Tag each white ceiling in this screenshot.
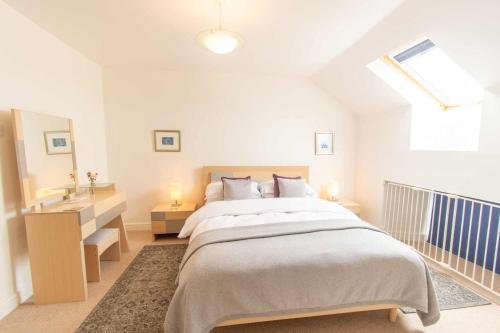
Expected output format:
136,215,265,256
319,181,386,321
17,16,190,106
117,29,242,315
313,0,500,114
3,0,404,76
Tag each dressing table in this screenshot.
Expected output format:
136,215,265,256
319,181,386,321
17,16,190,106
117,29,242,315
24,187,128,304
12,109,128,304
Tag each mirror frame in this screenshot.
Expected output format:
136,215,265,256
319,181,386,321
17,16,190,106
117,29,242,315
11,109,79,208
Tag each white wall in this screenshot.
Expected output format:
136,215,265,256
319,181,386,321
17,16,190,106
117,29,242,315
0,1,108,318
103,69,358,226
356,91,500,226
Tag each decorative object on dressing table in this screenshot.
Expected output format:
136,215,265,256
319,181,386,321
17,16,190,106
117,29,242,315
87,171,98,197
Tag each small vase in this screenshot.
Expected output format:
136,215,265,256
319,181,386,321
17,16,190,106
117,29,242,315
89,186,96,200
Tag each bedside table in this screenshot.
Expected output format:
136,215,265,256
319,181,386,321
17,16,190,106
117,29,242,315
336,199,361,217
151,202,197,238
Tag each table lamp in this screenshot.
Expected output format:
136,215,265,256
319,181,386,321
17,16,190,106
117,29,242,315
170,182,182,207
329,180,339,201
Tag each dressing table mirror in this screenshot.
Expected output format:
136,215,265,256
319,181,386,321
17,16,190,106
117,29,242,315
12,109,78,208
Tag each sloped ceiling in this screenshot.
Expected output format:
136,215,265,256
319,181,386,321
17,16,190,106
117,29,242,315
2,0,403,76
4,0,499,114
312,0,500,114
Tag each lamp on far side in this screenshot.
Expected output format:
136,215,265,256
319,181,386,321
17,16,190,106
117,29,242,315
170,182,182,207
328,181,339,201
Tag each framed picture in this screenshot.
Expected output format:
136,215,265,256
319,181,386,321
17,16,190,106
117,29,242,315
154,130,181,152
44,131,72,155
315,131,334,155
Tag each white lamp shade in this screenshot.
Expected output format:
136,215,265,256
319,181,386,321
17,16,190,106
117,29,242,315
197,29,243,54
170,182,182,202
329,181,339,200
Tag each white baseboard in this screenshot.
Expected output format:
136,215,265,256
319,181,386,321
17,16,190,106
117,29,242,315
0,293,18,320
125,222,151,231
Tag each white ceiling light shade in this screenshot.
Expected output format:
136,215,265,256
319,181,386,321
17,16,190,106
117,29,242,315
197,0,243,55
197,29,243,55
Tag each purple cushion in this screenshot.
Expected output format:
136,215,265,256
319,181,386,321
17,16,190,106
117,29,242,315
272,174,301,197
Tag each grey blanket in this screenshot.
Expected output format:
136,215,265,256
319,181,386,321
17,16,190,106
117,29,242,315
164,219,440,333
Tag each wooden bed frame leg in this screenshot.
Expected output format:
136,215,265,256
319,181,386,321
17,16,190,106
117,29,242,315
389,308,398,322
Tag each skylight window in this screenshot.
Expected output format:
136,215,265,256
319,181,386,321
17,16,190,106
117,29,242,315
367,38,484,152
391,39,483,108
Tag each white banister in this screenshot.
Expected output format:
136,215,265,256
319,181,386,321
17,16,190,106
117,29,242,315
434,194,444,261
448,198,458,266
481,207,493,285
412,191,420,248
441,197,451,263
490,215,499,290
456,200,467,271
427,194,437,257
417,191,425,252
472,204,484,280
463,203,475,276
383,181,499,296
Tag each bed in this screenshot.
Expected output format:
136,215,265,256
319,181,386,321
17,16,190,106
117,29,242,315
164,166,440,333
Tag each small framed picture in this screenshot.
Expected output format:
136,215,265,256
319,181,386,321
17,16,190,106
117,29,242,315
44,131,72,155
315,131,334,155
154,130,181,152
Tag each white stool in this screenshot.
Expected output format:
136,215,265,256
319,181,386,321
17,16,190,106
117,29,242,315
83,228,121,282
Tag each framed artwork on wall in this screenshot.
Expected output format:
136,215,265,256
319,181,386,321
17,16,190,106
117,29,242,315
44,131,72,155
154,130,181,152
315,131,334,155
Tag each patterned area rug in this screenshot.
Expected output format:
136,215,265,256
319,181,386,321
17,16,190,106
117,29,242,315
76,245,490,332
400,269,490,313
76,245,186,333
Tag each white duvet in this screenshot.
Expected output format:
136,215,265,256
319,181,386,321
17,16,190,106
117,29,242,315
179,197,360,241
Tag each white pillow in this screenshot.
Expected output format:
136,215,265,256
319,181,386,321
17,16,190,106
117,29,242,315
258,180,317,198
205,181,260,202
257,180,275,198
305,184,318,198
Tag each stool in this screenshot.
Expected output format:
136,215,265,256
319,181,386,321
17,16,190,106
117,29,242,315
83,228,121,282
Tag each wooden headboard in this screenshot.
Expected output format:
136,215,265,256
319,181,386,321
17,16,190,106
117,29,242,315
200,166,309,205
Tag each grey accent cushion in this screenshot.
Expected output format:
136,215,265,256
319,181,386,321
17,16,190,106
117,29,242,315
272,174,301,197
222,177,253,201
277,178,307,197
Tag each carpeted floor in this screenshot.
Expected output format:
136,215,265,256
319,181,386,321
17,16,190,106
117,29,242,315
77,244,490,333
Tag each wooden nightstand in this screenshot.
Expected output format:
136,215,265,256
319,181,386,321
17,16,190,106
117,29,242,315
151,202,197,238
336,199,361,217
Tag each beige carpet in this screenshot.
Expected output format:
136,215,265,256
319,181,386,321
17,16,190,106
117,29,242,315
1,230,499,333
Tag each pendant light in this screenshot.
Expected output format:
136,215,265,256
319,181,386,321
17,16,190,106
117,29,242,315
197,0,243,54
